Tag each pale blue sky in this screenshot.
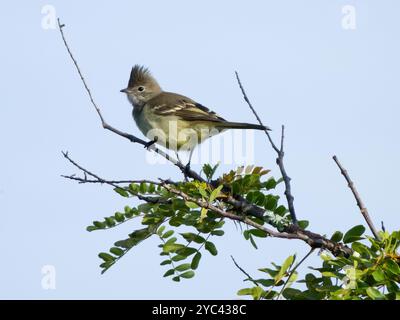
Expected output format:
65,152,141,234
0,1,399,299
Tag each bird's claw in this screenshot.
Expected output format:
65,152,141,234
182,162,191,180
144,137,158,149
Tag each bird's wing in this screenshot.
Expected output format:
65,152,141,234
150,92,226,123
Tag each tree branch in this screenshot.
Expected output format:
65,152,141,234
57,19,352,257
230,256,259,287
159,180,353,256
235,72,298,224
332,155,380,240
57,19,204,181
61,151,167,204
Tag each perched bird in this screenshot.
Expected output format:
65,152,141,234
120,65,270,165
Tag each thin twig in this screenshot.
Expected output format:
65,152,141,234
280,125,285,153
332,155,380,240
235,72,280,153
61,175,157,186
57,19,204,181
235,72,297,224
62,151,166,204
231,256,259,287
276,248,315,300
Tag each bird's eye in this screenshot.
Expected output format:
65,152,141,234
138,86,145,92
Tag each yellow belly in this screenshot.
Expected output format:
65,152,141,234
136,107,221,151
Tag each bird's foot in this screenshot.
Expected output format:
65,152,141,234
144,137,158,149
179,162,191,182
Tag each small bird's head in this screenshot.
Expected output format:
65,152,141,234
120,65,162,107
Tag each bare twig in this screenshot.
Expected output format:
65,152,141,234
332,155,380,240
62,151,167,204
231,256,259,287
62,175,157,186
57,19,203,181
235,72,297,224
276,248,315,300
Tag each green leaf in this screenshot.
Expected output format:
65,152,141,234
249,229,268,238
86,226,97,232
251,286,264,300
176,247,197,257
165,237,177,245
148,183,156,193
366,287,386,300
385,259,400,276
163,269,175,277
205,241,218,256
372,269,385,282
209,185,223,202
321,271,338,278
180,271,195,279
157,225,166,236
343,225,366,243
330,231,343,242
249,235,258,249
200,208,208,222
282,288,303,300
109,247,124,256
93,221,106,229
105,217,116,227
180,233,206,244
255,279,275,287
297,220,309,229
274,205,287,217
160,260,172,266
351,242,371,257
128,183,139,192
198,186,208,199
211,230,224,236
185,201,198,209
264,195,278,211
98,252,115,262
163,243,185,253
275,255,295,282
171,255,186,262
175,263,191,272
139,182,147,193
191,252,201,270
162,230,174,239
237,288,253,296
203,163,219,180
172,276,181,282
263,177,277,190
114,187,129,197
114,212,125,222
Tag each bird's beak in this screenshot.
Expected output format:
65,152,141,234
120,88,128,93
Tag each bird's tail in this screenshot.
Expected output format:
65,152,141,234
216,121,271,131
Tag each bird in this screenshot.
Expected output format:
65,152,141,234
120,65,270,167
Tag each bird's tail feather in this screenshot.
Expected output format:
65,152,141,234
216,121,271,131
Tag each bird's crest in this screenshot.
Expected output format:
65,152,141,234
128,65,154,88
